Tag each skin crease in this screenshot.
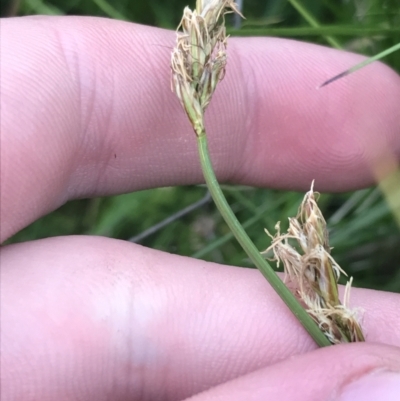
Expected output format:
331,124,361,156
1,15,400,401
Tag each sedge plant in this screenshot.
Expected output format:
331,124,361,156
171,0,365,346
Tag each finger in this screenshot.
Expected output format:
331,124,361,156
186,343,400,401
2,236,399,400
2,17,400,240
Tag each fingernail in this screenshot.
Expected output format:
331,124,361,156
338,371,400,401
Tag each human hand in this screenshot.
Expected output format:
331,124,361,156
1,16,400,401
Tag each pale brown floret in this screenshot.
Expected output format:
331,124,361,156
171,1,243,136
263,182,365,344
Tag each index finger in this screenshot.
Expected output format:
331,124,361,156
1,16,399,241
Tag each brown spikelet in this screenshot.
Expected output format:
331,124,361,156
262,182,365,344
171,0,243,136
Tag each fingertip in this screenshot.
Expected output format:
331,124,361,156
186,343,400,401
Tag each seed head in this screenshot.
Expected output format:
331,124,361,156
262,182,365,344
171,1,243,136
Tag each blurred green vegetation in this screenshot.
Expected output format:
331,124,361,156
3,0,400,292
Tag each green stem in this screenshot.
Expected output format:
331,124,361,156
288,0,342,49
197,132,331,347
320,42,400,87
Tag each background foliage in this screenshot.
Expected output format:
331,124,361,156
3,0,400,292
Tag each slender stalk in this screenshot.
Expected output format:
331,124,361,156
197,131,331,347
320,42,400,87
288,0,341,49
